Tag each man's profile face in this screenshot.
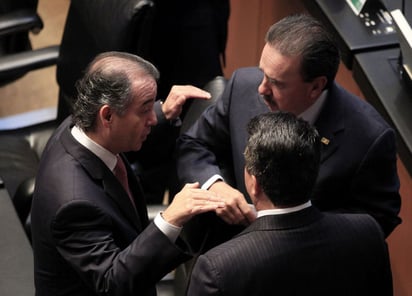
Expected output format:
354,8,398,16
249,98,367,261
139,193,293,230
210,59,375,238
258,44,317,116
110,77,158,153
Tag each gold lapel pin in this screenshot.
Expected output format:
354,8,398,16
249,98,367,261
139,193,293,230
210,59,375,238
321,137,330,145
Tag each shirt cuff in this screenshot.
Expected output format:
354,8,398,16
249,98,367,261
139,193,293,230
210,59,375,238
202,174,224,190
154,212,182,243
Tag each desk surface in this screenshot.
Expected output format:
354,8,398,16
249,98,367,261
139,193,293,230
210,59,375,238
353,47,412,175
0,189,34,295
304,0,399,68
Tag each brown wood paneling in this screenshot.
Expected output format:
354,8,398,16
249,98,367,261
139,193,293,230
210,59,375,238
224,0,306,78
388,159,412,296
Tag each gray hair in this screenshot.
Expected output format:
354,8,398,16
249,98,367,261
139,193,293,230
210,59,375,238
72,51,159,131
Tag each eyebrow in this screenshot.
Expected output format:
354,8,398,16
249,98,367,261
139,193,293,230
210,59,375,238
259,67,278,83
265,74,285,86
141,97,155,106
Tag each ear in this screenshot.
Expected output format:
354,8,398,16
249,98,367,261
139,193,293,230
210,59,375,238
99,105,113,128
250,174,262,197
245,168,261,198
309,76,327,99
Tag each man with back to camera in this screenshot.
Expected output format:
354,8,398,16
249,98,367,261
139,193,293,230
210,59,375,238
187,111,393,296
31,51,226,296
176,14,401,253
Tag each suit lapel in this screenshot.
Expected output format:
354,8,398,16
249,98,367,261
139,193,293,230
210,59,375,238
60,123,146,231
314,83,345,163
249,80,346,164
122,155,149,228
103,173,144,231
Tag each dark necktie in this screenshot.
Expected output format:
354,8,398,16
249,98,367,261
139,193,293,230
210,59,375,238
114,155,136,209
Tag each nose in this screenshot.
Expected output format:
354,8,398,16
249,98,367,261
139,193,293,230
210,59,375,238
148,109,157,126
258,77,270,96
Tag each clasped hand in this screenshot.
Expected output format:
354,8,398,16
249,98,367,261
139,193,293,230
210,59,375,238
209,181,257,226
162,182,225,227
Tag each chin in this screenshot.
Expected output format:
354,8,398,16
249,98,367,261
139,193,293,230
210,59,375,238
130,142,142,152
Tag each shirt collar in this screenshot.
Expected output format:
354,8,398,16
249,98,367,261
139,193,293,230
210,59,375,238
256,200,312,218
299,90,328,125
71,125,117,171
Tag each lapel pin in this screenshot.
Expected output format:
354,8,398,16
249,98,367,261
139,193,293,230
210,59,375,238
321,137,330,145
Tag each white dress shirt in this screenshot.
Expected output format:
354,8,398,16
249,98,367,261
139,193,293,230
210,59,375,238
256,201,312,218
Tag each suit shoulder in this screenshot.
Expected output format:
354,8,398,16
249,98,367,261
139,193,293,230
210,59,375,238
325,212,385,238
231,67,263,84
332,83,391,131
199,231,262,266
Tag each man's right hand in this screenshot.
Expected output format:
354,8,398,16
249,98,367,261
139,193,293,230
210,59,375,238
161,85,211,120
162,182,225,227
209,181,256,226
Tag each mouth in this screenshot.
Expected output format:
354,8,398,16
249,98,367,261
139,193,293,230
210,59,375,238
261,95,278,110
142,128,151,140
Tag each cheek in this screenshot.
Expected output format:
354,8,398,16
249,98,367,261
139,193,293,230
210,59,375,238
130,120,144,135
135,118,150,136
272,89,288,106
280,87,303,102
124,114,151,139
118,118,140,139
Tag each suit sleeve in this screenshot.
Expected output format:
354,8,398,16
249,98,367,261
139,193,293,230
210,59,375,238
51,200,189,296
176,72,234,187
352,127,401,237
187,254,221,296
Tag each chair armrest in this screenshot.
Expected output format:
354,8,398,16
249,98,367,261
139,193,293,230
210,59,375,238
0,9,43,37
180,76,227,133
0,45,59,80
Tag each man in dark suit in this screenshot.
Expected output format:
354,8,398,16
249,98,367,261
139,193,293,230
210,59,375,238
187,111,393,296
31,51,225,296
176,14,401,251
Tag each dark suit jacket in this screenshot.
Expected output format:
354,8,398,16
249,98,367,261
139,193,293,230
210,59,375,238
31,117,191,296
177,67,401,247
187,207,393,296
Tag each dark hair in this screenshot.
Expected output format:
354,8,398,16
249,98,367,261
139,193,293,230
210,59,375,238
244,111,321,206
72,51,159,131
265,14,340,89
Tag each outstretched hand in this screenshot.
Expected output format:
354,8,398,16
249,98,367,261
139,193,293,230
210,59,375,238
161,85,211,120
162,182,225,227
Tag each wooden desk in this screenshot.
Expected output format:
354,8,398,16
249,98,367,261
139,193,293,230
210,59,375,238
0,188,34,295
